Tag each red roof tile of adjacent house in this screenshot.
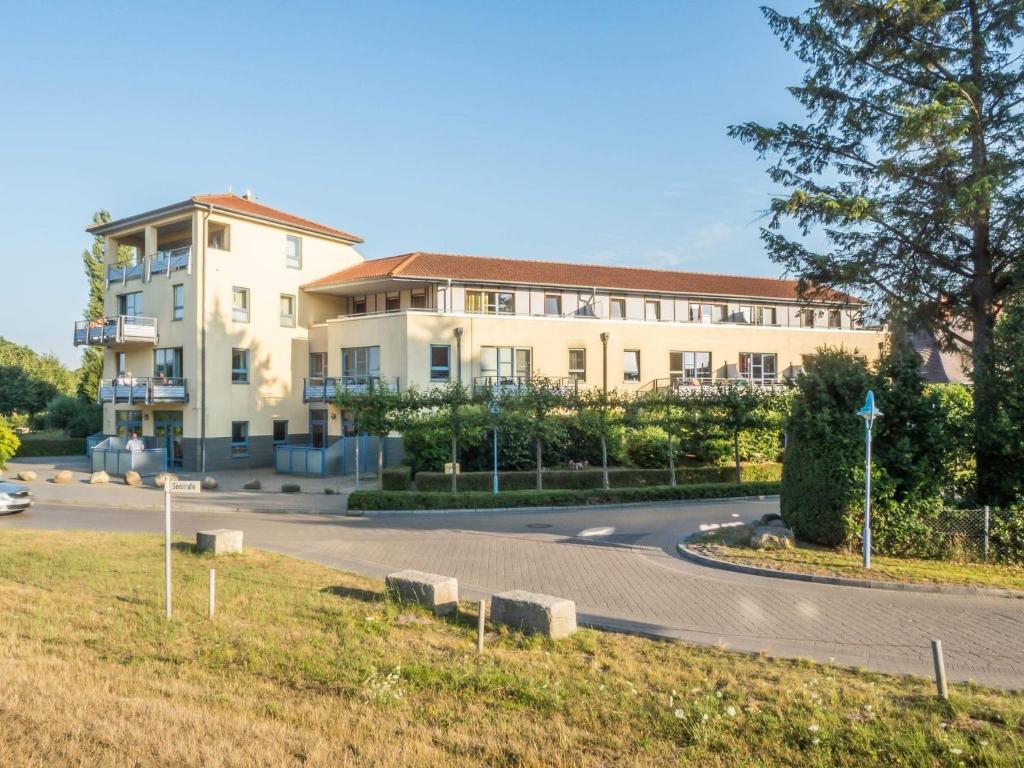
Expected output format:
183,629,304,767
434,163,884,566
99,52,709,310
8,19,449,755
304,251,860,303
191,194,363,243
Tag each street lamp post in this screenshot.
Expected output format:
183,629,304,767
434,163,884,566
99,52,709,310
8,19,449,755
489,401,500,495
857,390,882,569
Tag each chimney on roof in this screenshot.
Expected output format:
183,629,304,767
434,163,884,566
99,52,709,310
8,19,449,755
243,189,255,201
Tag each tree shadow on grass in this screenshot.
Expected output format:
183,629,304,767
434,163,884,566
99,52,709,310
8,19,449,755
320,584,384,603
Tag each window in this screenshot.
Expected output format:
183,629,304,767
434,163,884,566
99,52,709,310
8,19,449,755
739,352,778,384
610,298,626,319
231,348,249,384
430,344,451,381
115,352,127,377
742,306,777,326
273,419,288,446
568,348,586,381
670,351,711,383
385,292,400,312
689,303,725,323
544,294,562,316
480,346,531,381
115,410,142,438
232,287,249,322
154,348,183,380
208,222,230,250
280,294,295,327
341,346,380,383
623,350,641,382
286,235,302,269
309,352,326,378
410,288,427,309
466,290,515,315
352,296,367,315
117,292,143,317
231,421,249,457
645,299,661,321
828,309,842,328
800,309,816,328
172,284,184,321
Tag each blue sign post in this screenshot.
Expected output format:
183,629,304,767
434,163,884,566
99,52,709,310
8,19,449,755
857,390,883,569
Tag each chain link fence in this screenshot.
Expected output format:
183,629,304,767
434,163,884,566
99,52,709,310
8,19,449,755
925,507,1024,564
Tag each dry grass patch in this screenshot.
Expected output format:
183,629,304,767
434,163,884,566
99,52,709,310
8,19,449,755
0,529,1021,767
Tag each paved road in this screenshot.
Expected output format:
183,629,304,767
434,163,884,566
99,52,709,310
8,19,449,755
9,499,1024,689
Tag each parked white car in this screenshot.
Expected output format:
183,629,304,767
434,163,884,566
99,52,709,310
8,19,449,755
0,481,32,514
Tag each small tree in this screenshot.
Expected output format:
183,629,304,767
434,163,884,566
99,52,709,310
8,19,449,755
335,380,406,490
708,383,779,484
424,382,481,492
502,380,568,491
574,388,625,489
0,416,20,469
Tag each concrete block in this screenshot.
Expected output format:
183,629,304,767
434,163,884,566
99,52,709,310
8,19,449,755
124,471,142,487
52,470,73,484
201,476,218,490
154,472,178,488
491,590,577,639
89,471,110,485
386,570,458,616
196,529,244,555
16,471,37,481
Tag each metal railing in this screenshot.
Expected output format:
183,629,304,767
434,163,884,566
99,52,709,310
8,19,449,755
302,376,401,403
91,436,167,477
637,376,791,395
97,377,188,404
106,246,192,286
472,375,581,396
73,315,158,346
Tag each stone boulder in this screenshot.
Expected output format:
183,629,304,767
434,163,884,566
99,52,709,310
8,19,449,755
90,471,110,485
751,525,795,550
759,512,784,526
124,471,143,487
201,476,218,490
52,470,73,484
16,471,37,482
281,483,301,494
243,479,261,491
154,472,178,488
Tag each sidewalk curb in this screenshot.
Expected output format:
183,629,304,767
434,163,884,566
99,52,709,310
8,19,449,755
347,494,780,517
676,539,1024,600
32,495,348,517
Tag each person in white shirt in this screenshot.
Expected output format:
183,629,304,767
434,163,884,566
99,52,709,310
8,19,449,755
125,432,145,453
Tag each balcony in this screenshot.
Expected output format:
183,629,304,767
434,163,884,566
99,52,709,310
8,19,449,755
302,376,400,403
97,377,189,405
73,315,158,346
472,376,581,397
106,246,192,286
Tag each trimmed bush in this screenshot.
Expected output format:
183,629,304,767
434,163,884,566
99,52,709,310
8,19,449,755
382,465,413,491
412,464,782,492
347,482,782,511
0,417,20,469
14,437,85,457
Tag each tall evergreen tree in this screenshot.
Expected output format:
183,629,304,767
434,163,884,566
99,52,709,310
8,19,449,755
730,1,1024,503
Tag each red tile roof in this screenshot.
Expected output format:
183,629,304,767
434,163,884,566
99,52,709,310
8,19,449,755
192,194,362,243
304,251,860,303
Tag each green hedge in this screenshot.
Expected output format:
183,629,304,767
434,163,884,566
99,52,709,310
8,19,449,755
347,481,782,511
382,465,413,491
412,464,782,492
14,437,85,457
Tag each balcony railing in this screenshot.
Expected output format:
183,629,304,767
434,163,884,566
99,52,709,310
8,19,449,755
302,376,401,403
472,375,581,397
106,246,192,286
638,376,789,395
73,315,158,346
97,377,188,405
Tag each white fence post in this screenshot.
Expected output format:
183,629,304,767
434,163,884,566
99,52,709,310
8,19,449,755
983,506,990,562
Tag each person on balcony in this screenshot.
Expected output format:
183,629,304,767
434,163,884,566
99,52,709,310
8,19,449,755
125,432,145,453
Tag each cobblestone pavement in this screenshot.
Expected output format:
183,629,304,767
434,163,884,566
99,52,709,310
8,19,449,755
12,499,1024,689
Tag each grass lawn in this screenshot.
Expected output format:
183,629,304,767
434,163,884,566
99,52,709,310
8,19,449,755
0,530,1021,767
692,529,1024,592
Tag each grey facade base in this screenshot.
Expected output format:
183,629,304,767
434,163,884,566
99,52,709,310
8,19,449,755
676,539,1024,600
179,434,406,474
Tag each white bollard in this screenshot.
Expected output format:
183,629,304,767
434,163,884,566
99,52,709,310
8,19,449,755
477,600,486,653
931,639,949,700
209,569,216,620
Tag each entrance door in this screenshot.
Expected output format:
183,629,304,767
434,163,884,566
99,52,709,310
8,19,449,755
309,409,327,449
153,411,184,468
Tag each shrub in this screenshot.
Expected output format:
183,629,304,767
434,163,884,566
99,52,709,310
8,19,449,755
382,465,413,491
347,481,782,511
989,508,1024,565
624,426,675,469
14,437,85,457
0,416,20,469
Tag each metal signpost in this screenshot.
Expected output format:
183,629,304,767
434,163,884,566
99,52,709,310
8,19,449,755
164,479,201,617
857,391,882,570
489,401,501,495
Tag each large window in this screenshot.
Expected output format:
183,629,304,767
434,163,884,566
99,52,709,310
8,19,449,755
800,309,816,328
208,222,230,250
689,303,726,323
154,347,183,380
670,351,711,383
610,298,626,319
231,421,249,457
232,287,249,322
410,288,427,309
623,350,641,382
117,292,143,317
828,309,842,328
430,345,451,381
466,290,515,315
341,346,380,383
172,284,184,321
115,410,142,438
351,296,367,315
480,346,531,381
385,292,400,312
309,352,326,378
280,294,295,327
231,348,249,384
645,299,661,321
273,419,288,446
569,348,586,381
739,352,778,384
544,294,562,316
742,306,778,326
286,235,302,269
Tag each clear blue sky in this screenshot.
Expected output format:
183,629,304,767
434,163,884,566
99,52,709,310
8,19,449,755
0,1,808,367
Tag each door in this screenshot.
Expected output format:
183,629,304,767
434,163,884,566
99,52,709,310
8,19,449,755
309,409,327,449
153,411,183,468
